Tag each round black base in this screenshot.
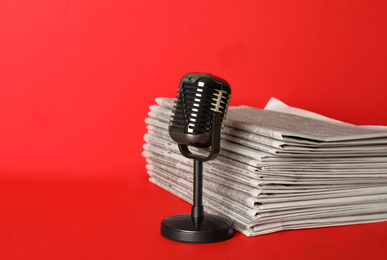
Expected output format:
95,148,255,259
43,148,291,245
161,213,234,243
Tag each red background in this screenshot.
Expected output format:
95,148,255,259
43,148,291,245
1,0,387,259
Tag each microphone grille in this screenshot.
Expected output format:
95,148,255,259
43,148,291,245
171,74,231,135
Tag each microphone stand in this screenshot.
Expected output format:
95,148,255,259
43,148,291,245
161,113,234,243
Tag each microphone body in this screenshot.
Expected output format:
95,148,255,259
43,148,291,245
161,73,234,243
169,74,231,161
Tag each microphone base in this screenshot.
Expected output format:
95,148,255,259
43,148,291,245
161,213,234,243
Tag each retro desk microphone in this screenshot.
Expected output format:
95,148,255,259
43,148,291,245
161,73,234,243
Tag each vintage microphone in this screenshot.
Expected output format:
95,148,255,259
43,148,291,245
161,73,234,243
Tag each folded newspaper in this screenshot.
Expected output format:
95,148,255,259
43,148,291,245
143,97,387,236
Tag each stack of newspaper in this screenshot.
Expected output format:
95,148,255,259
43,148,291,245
143,97,387,236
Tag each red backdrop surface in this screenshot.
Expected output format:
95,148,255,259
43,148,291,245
1,1,387,259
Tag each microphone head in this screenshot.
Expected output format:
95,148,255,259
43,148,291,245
169,73,231,148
